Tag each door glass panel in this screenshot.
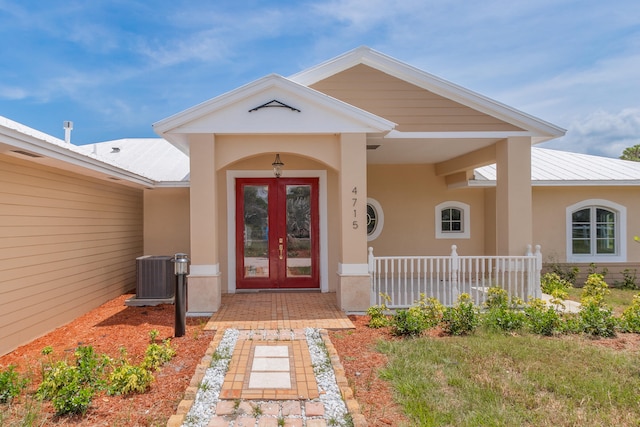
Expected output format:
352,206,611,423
286,184,312,278
243,185,269,278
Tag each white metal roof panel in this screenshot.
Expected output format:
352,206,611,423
76,138,189,183
474,147,640,184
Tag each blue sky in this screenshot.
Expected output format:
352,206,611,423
0,0,638,158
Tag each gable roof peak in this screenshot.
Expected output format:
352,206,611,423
290,47,565,139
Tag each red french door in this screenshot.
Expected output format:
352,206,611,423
236,178,319,289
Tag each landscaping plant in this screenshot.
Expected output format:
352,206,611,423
390,307,426,337
366,293,391,328
482,288,526,333
541,272,572,302
0,365,28,404
620,294,640,332
32,331,177,417
577,273,617,337
441,293,479,336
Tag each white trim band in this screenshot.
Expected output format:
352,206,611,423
189,264,220,277
338,263,370,275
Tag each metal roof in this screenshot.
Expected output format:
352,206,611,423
474,147,640,185
76,138,189,184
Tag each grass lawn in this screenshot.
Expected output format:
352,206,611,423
566,287,639,315
377,331,640,426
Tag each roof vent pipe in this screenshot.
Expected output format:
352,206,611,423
63,121,73,144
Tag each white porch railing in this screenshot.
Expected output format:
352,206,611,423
368,245,542,308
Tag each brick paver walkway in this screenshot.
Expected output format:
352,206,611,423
204,292,355,331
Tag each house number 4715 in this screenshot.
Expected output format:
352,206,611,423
352,187,358,229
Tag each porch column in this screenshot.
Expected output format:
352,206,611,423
495,137,532,255
337,133,370,311
187,134,221,315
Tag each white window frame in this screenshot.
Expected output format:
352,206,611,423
565,199,627,263
367,198,384,241
435,201,470,239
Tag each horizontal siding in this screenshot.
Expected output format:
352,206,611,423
310,64,523,132
0,154,143,356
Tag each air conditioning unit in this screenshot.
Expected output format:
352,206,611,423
135,256,174,299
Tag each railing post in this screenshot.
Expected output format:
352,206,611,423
450,245,459,304
368,247,375,274
368,247,376,306
534,245,542,298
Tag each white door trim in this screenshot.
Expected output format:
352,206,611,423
226,170,328,293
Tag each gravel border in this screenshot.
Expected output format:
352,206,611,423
181,328,239,427
305,328,350,425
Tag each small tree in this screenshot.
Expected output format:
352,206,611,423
620,144,640,161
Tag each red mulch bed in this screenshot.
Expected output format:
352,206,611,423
328,317,410,426
6,294,636,426
0,294,409,426
0,294,214,426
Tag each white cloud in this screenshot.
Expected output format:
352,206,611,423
542,109,640,158
0,85,27,100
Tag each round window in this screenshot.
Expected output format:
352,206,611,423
366,198,384,241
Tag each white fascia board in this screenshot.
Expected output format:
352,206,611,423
384,130,535,139
468,179,640,187
1,125,155,187
152,181,190,188
153,74,395,136
291,47,566,139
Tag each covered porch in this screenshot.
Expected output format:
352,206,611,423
148,47,565,315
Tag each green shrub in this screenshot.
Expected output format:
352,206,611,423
482,288,526,333
74,346,110,390
367,293,391,328
390,307,426,337
616,269,638,290
51,380,93,416
524,298,564,336
484,287,509,310
108,362,154,395
441,293,479,336
0,365,28,403
414,294,445,328
587,263,608,277
581,273,610,306
141,339,176,371
541,272,572,301
578,301,617,338
484,306,526,333
546,262,579,286
37,360,94,415
620,294,640,332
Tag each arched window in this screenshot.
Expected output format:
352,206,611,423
566,199,627,262
435,201,470,239
367,198,384,241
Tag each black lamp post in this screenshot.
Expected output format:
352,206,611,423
173,253,189,337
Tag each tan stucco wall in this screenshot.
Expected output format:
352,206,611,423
366,163,485,256
533,186,640,264
310,64,523,133
143,187,190,256
0,154,143,356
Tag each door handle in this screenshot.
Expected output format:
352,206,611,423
279,238,284,260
